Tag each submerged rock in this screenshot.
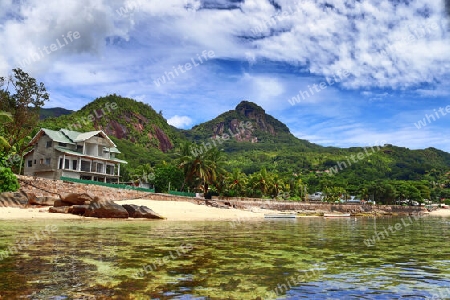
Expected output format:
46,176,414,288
122,204,165,219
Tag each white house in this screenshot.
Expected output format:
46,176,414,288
23,128,127,183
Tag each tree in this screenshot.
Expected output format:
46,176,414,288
178,144,225,195
226,168,247,197
129,163,154,186
268,172,284,198
154,163,184,193
286,175,307,200
0,68,49,155
0,167,19,192
248,168,272,198
0,110,19,191
0,111,12,152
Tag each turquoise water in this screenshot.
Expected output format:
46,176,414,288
0,216,449,299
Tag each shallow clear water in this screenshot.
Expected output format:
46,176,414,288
0,216,449,299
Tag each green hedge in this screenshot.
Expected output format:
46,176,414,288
60,176,155,193
168,190,196,197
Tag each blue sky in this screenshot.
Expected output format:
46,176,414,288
1,0,450,151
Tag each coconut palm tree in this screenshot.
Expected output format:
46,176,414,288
268,173,284,198
178,143,225,196
249,168,272,197
227,168,247,196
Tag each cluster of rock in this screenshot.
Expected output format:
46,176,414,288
0,191,165,219
51,193,165,219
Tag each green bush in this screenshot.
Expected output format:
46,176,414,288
0,167,19,192
444,199,450,206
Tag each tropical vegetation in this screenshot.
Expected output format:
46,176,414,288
1,69,449,203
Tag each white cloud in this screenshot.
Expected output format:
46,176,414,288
1,0,450,152
167,115,193,128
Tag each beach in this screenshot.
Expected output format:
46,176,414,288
0,200,449,221
428,208,450,217
0,199,270,221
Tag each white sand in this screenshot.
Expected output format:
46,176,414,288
0,207,82,220
428,209,450,217
0,200,270,221
117,199,269,221
2,201,449,221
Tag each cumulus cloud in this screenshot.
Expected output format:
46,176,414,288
0,0,130,76
240,1,450,90
2,0,450,151
167,115,193,128
2,0,449,91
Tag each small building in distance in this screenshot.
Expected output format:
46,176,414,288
23,128,127,183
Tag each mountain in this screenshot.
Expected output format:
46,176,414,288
39,107,74,119
39,94,185,167
37,96,450,185
183,100,321,153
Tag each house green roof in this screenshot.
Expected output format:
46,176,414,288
31,128,116,148
29,128,125,164
40,128,74,144
60,129,116,146
104,146,121,154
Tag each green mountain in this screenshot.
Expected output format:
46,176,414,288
39,94,184,168
39,107,74,119
184,100,320,151
38,95,450,188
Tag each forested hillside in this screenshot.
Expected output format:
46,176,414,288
37,95,450,202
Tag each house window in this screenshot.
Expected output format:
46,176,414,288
34,160,36,164
39,159,43,165
64,159,69,169
45,158,51,165
59,158,63,169
46,141,52,148
81,160,90,172
76,145,83,153
59,142,67,147
97,164,103,173
72,160,77,170
27,160,32,167
106,165,114,175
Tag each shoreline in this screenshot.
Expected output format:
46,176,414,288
0,199,273,221
0,199,449,221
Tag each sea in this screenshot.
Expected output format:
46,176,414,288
0,215,449,299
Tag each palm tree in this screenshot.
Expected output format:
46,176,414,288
268,173,284,198
249,168,272,197
227,168,247,196
178,143,225,196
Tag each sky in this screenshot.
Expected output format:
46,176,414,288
1,0,450,151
